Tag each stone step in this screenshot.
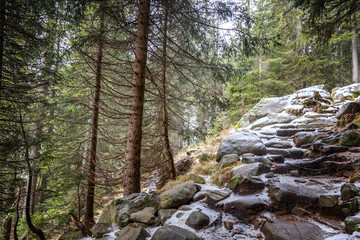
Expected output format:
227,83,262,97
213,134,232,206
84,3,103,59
276,128,314,137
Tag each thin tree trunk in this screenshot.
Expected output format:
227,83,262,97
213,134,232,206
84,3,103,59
123,0,151,196
0,0,5,89
14,188,21,240
18,103,46,240
161,5,176,180
83,5,105,230
29,84,46,215
352,25,359,83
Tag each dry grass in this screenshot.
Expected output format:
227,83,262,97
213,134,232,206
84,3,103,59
191,160,217,175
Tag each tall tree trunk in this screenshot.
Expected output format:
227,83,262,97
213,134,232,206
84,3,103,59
123,0,151,196
352,25,359,83
18,104,45,240
161,5,176,180
83,5,105,230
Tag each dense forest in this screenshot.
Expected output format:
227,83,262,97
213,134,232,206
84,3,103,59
0,0,359,239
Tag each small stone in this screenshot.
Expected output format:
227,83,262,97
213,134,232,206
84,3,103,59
224,221,234,230
176,212,184,218
318,195,339,208
345,215,360,233
115,226,150,240
178,205,192,211
294,179,306,183
185,211,210,230
158,209,177,224
290,170,299,177
265,172,274,178
341,183,359,201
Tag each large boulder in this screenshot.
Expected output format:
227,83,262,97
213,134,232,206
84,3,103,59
159,181,197,209
237,96,291,128
115,226,150,240
332,83,360,101
216,131,266,162
336,101,360,119
185,211,210,230
261,216,326,240
151,225,201,240
96,192,159,227
223,195,268,219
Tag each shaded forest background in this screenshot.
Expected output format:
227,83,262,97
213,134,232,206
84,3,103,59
0,0,359,238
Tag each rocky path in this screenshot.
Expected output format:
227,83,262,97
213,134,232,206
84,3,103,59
75,84,360,240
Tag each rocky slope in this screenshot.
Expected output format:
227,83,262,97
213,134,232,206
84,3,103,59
73,83,360,240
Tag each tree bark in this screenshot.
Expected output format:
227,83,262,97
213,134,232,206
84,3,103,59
18,104,45,240
161,5,176,180
83,5,105,230
352,25,359,83
123,0,151,196
0,0,5,90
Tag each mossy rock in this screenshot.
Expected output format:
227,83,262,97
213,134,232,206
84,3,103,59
340,131,360,147
189,174,205,184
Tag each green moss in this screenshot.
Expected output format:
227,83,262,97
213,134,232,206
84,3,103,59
227,176,244,190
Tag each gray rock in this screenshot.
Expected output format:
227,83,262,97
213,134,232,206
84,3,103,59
336,101,360,119
241,155,273,167
293,132,318,147
228,175,265,195
340,131,360,147
295,85,330,98
231,162,271,178
318,195,339,208
178,205,192,211
206,189,231,208
250,112,295,129
216,131,266,162
261,216,326,240
341,183,359,201
266,148,290,158
159,181,197,209
185,211,210,230
193,191,207,201
332,83,360,100
345,215,360,233
223,195,268,219
96,192,159,227
237,96,291,128
289,148,305,159
269,182,321,210
158,209,177,224
266,154,284,163
90,223,112,238
115,226,150,240
265,140,293,149
277,129,307,137
151,225,201,240
216,154,239,170
130,207,155,225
